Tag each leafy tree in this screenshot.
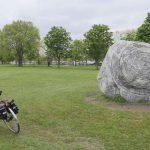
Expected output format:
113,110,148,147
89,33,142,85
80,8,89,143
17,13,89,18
26,45,40,64
44,26,71,68
0,30,15,63
70,39,85,66
0,30,4,63
2,20,40,66
121,29,137,41
82,40,89,66
136,13,150,44
84,24,113,69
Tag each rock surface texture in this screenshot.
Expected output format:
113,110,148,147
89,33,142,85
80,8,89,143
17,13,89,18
97,40,150,102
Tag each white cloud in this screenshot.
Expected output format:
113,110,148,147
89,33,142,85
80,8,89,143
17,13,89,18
0,0,149,39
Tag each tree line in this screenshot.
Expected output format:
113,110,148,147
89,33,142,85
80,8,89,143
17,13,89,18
122,13,150,42
0,13,150,69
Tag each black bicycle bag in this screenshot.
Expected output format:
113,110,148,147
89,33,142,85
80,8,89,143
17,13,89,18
0,105,7,119
9,100,19,114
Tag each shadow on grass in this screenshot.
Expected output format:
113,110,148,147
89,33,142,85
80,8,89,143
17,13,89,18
88,90,150,105
103,94,150,104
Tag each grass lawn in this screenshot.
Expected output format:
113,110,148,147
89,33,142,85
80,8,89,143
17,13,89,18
0,65,149,150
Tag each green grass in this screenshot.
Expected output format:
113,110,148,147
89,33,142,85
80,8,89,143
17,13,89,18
0,65,150,150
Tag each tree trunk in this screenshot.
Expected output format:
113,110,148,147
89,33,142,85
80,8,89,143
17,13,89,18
82,60,84,66
57,57,60,68
18,57,23,67
95,60,99,70
37,57,41,65
37,50,41,65
17,48,23,67
85,58,87,66
15,60,17,65
75,60,77,66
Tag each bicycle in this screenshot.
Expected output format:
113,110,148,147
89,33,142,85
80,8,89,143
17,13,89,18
0,91,20,134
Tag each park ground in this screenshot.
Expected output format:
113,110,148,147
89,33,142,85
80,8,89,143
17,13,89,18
0,65,149,150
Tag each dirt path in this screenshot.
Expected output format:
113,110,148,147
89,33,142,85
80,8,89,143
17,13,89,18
85,96,150,112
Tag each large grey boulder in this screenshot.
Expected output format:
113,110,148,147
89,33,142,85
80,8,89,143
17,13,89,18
97,40,150,102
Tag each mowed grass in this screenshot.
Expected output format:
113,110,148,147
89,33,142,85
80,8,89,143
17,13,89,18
0,65,150,150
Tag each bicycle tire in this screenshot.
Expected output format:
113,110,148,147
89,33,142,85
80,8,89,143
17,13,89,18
3,108,20,134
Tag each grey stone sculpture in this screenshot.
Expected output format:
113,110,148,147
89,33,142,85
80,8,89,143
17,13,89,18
97,40,150,102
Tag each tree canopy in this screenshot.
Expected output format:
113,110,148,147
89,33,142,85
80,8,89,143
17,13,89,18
0,13,150,67
121,30,137,41
70,39,86,66
44,26,71,67
136,13,150,44
84,24,113,69
2,20,40,66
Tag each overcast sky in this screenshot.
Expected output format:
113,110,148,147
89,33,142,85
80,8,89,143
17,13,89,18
0,0,149,39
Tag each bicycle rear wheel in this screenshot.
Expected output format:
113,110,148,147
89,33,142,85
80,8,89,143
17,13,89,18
3,108,20,134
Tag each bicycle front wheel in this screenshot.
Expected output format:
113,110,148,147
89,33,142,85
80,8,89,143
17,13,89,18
3,108,20,134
